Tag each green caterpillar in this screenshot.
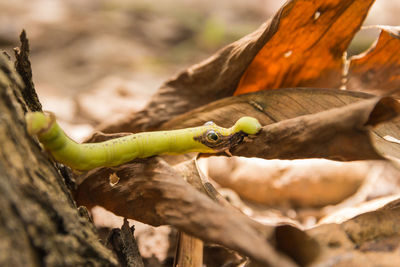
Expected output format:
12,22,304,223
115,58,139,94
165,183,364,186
25,112,261,171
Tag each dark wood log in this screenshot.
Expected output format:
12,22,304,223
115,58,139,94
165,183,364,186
0,38,118,266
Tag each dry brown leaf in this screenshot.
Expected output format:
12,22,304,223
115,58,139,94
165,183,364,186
204,157,368,208
161,88,372,130
97,0,375,133
320,194,400,225
342,198,400,245
231,95,400,161
347,27,400,95
75,157,305,266
308,198,400,266
235,0,374,95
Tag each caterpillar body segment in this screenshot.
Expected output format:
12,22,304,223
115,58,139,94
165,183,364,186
25,112,261,171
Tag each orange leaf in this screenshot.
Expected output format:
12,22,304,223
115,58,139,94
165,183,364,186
235,0,374,95
347,28,400,95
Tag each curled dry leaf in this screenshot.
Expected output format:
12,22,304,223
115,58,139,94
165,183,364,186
320,194,400,225
308,197,400,266
75,157,303,266
203,157,368,207
342,198,400,245
232,95,400,161
98,0,375,133
347,27,400,96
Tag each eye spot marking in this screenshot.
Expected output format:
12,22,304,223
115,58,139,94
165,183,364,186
206,130,219,142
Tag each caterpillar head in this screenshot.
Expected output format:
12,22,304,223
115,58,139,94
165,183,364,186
231,116,262,135
194,117,262,152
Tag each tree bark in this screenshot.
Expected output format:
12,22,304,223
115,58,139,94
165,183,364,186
0,47,117,265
